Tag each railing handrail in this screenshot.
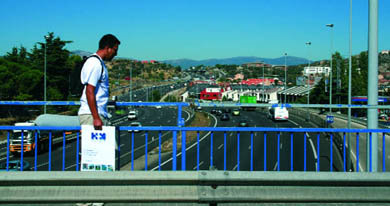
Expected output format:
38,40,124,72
1,100,390,109
2,125,390,133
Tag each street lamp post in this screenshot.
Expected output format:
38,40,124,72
305,42,311,121
284,53,287,104
326,24,334,114
43,35,49,114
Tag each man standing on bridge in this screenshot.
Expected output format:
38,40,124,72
78,34,120,130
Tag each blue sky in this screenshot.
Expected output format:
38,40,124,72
1,0,389,61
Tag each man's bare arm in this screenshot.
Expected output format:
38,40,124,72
86,84,103,130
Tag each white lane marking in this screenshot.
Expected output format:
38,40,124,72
248,145,251,150
308,138,317,160
218,144,224,150
193,161,204,170
120,144,125,148
37,162,49,168
288,119,300,126
233,164,238,171
182,110,191,122
349,148,364,172
229,133,233,137
65,164,75,170
306,132,310,138
280,143,283,149
0,157,9,161
273,161,278,171
152,112,218,171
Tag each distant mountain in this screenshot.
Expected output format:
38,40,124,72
162,56,310,69
71,50,93,57
71,50,310,69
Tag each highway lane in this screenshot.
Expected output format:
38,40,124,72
151,108,344,172
0,83,188,171
1,106,191,171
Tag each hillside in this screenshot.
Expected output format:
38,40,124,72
71,50,310,70
162,56,310,69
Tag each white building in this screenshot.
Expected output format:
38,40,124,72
303,66,331,76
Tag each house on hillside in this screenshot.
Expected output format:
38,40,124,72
234,73,244,80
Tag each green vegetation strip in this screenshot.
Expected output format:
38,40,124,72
156,111,211,153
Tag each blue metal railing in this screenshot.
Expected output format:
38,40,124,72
1,126,389,172
1,100,389,172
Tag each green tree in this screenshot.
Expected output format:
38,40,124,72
4,46,28,64
29,32,73,101
0,58,42,100
152,90,161,102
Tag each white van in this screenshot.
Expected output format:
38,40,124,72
268,107,289,121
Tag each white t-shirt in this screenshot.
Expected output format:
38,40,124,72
78,54,109,118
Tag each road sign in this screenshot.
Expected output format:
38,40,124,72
326,115,334,124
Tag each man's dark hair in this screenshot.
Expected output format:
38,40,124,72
99,34,120,49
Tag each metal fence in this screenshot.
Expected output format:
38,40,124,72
1,101,390,204
1,100,390,173
1,126,389,173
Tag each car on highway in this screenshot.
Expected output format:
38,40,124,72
215,110,223,116
127,110,137,120
220,113,230,121
232,109,240,116
128,122,142,133
238,119,249,127
196,106,202,110
0,160,31,171
155,105,162,109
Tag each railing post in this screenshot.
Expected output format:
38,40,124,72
177,105,186,171
116,126,120,171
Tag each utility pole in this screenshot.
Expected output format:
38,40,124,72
284,53,287,104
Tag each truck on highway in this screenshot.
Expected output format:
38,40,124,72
268,106,289,121
10,114,80,154
240,95,257,111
